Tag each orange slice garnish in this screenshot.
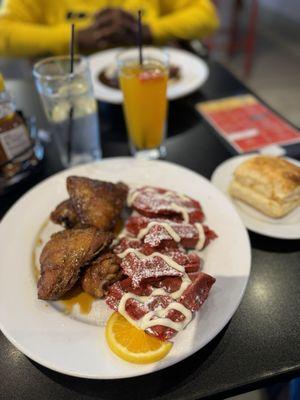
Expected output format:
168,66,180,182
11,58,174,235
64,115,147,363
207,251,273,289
105,312,172,364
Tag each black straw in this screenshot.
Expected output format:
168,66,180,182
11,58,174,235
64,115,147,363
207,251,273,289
69,23,75,73
67,23,75,165
137,10,143,66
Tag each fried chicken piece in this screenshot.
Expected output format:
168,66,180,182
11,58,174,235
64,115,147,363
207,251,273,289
81,253,122,298
38,228,113,300
50,199,79,228
67,176,128,231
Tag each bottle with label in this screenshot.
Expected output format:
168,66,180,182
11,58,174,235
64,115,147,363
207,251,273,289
0,73,35,181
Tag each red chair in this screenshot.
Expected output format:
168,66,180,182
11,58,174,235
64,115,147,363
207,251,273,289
206,0,259,78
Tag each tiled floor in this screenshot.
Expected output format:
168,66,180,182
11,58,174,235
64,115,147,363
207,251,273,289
215,4,300,128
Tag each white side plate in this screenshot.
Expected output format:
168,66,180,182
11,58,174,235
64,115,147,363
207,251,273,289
211,155,300,239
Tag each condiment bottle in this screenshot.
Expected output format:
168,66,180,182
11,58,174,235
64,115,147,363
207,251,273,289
0,73,34,179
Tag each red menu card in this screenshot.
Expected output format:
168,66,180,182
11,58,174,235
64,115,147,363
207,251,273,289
196,95,300,153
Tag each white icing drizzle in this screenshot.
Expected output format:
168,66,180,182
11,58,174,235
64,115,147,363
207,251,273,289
195,223,206,250
166,191,190,202
117,248,185,273
169,276,191,299
141,302,192,331
137,221,181,243
149,288,168,297
118,293,192,331
127,187,191,219
117,247,193,332
127,190,140,206
117,293,147,328
116,229,130,240
120,187,202,334
111,229,132,247
169,202,189,223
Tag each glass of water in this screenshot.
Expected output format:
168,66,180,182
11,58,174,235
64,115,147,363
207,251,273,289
33,55,101,167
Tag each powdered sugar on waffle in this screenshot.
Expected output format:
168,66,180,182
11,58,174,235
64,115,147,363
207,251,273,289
106,185,217,341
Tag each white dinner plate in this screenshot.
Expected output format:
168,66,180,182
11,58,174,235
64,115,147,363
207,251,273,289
0,158,250,379
89,47,209,103
211,155,300,239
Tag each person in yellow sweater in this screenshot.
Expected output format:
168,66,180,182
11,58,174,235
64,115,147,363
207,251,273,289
0,0,219,57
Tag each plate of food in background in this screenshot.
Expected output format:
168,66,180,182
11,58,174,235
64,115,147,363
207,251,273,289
89,47,209,103
0,158,250,379
211,155,300,239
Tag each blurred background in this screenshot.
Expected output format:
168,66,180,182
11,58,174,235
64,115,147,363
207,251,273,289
0,0,299,126
211,0,300,128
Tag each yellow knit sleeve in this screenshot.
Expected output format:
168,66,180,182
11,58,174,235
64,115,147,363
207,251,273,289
0,0,71,56
149,0,219,43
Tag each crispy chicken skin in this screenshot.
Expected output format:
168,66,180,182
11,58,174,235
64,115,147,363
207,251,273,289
67,176,128,231
50,199,79,228
38,228,113,300
81,253,122,298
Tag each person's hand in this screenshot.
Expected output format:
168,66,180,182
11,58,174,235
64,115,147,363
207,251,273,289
76,8,152,53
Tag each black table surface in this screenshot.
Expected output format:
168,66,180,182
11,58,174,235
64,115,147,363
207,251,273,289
1,60,299,400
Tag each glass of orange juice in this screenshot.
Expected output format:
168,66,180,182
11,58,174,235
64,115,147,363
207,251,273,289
117,47,169,159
